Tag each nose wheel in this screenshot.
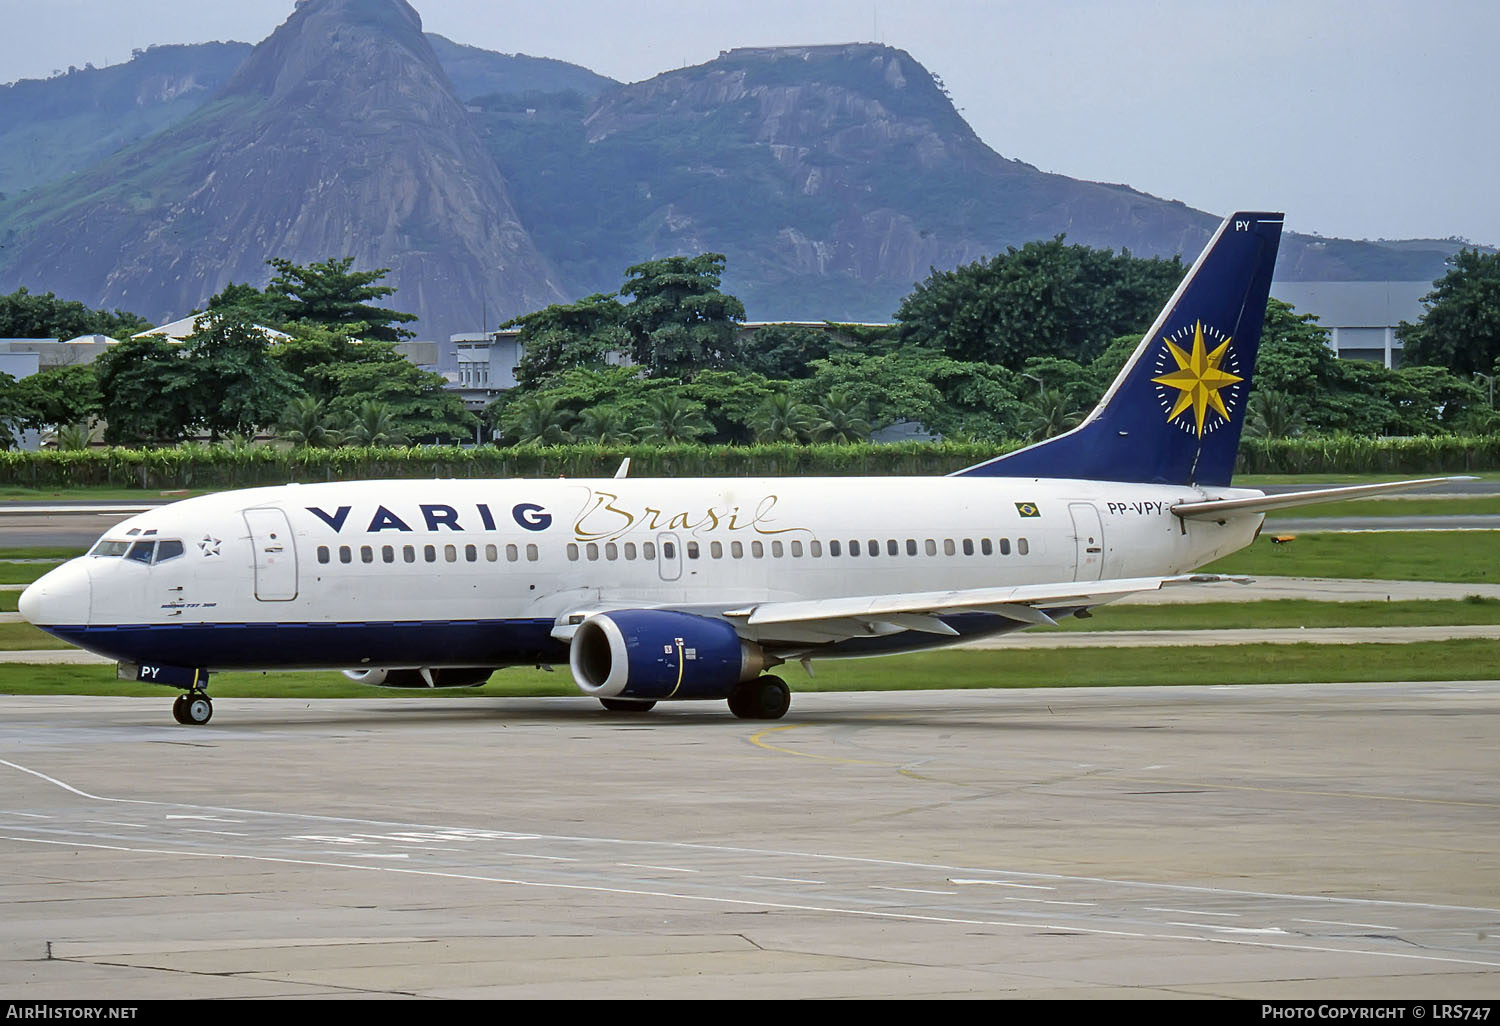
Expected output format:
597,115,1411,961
171,692,213,725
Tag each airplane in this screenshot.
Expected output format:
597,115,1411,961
17,211,1461,725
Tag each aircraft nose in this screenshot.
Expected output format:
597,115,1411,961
19,560,91,626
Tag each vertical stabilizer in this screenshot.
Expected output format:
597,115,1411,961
954,211,1284,486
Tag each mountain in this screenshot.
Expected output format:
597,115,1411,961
0,0,564,341
476,43,1467,320
0,3,1475,338
424,34,616,103
0,42,252,202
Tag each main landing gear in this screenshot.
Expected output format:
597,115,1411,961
171,691,213,725
728,675,791,721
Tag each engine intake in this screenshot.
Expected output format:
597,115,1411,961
569,609,771,701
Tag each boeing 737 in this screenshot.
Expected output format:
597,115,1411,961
17,212,1457,724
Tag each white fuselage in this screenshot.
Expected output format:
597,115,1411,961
21,475,1263,672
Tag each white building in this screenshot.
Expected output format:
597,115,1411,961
1269,281,1430,369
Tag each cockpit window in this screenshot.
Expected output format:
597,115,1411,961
90,540,130,557
126,540,155,564
155,539,185,563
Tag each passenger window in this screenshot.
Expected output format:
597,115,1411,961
962,538,974,556
791,540,803,557
465,544,477,562
424,544,437,562
606,542,619,561
981,538,993,556
317,545,331,565
1018,538,1030,556
444,544,457,562
643,542,656,560
711,541,723,559
623,542,636,560
731,541,744,559
126,540,155,564
686,541,700,559
848,540,860,557
752,541,764,558
404,545,416,563
340,546,353,564
485,544,498,562
830,540,841,557
810,540,822,558
361,546,374,564
906,539,917,556
943,539,956,556
567,543,580,561
586,543,599,561
925,539,937,557
382,545,395,563
505,543,519,562
999,538,1011,555
662,541,675,560
772,540,784,558
526,544,538,562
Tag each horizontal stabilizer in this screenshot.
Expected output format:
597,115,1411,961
1172,477,1474,521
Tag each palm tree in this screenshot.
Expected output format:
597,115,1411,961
1245,390,1307,439
1016,388,1084,442
635,394,712,443
809,390,871,443
342,401,409,447
278,396,342,448
573,405,636,444
750,394,818,443
499,396,575,445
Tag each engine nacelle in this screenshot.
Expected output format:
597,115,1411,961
569,609,770,701
341,667,495,689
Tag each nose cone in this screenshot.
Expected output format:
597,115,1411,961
19,560,91,626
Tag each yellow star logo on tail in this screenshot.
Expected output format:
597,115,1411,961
1151,321,1242,436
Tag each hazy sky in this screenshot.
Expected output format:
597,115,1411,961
4,0,1495,247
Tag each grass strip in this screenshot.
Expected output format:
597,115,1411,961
1203,531,1498,584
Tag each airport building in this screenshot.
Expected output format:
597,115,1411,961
1268,281,1430,368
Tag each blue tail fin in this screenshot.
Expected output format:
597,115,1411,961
955,211,1284,487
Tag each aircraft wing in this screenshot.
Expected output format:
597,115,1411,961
1172,476,1472,521
720,573,1248,645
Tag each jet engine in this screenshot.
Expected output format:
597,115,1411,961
341,667,495,688
568,609,772,701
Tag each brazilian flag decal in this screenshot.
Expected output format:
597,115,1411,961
1015,502,1041,518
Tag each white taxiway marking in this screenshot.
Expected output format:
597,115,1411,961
871,886,959,895
617,863,698,873
1295,918,1401,931
1145,907,1241,917
949,879,1054,889
745,875,823,884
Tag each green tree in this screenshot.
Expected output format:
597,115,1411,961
263,257,419,341
93,337,199,445
0,286,150,339
619,254,746,379
183,313,301,441
507,292,630,388
13,365,101,434
1398,249,1500,376
894,238,1182,368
